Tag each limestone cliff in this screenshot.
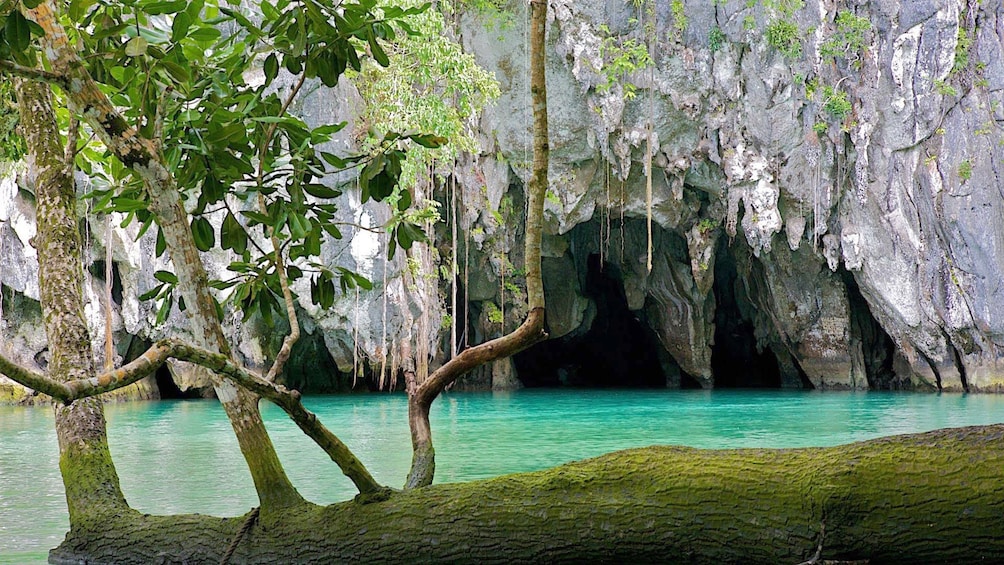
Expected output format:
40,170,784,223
3,0,1003,398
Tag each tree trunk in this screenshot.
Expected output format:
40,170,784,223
13,78,129,521
49,425,1004,564
404,0,550,489
24,0,304,511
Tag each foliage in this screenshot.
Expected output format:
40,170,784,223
819,10,871,64
958,159,972,181
597,24,652,100
934,79,958,97
953,26,972,74
0,0,447,327
765,18,801,58
821,85,852,120
485,301,503,325
708,26,726,53
670,0,687,38
353,0,499,231
696,218,719,234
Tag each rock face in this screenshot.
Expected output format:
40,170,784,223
455,0,1004,392
3,0,1003,398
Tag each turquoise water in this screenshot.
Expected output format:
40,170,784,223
2,389,1004,562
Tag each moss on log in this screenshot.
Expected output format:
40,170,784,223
51,425,1004,564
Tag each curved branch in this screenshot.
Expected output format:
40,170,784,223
0,339,385,496
0,352,71,399
404,0,551,490
256,69,309,382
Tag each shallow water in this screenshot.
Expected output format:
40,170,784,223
2,389,1003,562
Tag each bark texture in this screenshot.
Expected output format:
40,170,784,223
13,78,128,520
49,425,1004,564
404,0,550,489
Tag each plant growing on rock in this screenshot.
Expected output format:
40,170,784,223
819,9,872,66
765,18,802,58
597,24,653,100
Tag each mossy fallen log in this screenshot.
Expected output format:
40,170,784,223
50,425,1004,564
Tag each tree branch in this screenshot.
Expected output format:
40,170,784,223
0,351,72,399
256,69,309,382
0,60,69,88
404,0,551,490
0,338,384,495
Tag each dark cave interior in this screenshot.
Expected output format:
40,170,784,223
514,254,680,388
710,238,784,388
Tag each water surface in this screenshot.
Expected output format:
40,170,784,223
2,389,1003,563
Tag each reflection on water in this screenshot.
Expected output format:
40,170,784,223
2,389,1003,562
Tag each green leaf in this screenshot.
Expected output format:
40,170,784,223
154,270,179,284
302,183,341,199
191,216,215,251
68,0,97,20
5,11,31,52
155,294,173,324
397,188,412,211
205,122,245,145
138,284,164,301
143,0,188,15
240,211,272,226
110,197,149,212
172,12,192,42
366,25,389,67
156,228,167,257
410,133,448,149
221,212,248,255
288,212,309,240
159,60,190,83
125,36,148,57
263,53,278,85
321,222,342,239
188,26,222,42
397,222,425,251
22,0,43,9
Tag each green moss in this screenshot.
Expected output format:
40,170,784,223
0,383,32,404
50,425,1004,563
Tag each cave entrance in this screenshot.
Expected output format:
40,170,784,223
841,270,899,389
710,239,784,388
154,364,188,399
281,331,351,393
514,254,691,388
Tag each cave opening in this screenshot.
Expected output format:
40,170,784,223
514,253,688,388
154,364,187,399
710,239,784,388
841,270,899,389
88,260,124,305
280,331,350,393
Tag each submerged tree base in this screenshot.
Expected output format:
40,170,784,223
51,425,1004,564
